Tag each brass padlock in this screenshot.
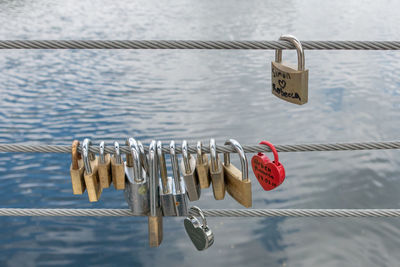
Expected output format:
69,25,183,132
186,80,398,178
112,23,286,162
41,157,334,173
223,139,252,208
69,140,86,195
98,141,112,189
82,138,102,202
271,34,308,105
111,141,125,190
209,139,225,200
196,141,211,189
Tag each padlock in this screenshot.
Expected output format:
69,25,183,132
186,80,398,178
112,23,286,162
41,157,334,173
209,139,225,200
195,141,211,189
223,139,252,208
251,141,286,191
98,141,112,189
180,140,201,201
184,206,214,251
170,140,188,216
124,138,150,215
157,141,176,216
111,141,125,190
271,34,309,105
82,138,102,202
148,140,163,247
70,140,86,195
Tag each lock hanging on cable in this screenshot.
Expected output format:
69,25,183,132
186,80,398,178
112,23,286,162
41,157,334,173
157,141,177,216
170,140,188,216
223,139,252,208
271,34,309,105
124,138,150,215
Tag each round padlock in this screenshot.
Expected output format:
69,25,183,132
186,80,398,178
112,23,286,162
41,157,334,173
251,141,285,191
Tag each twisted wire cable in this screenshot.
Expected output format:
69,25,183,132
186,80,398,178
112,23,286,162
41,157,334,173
0,141,399,155
0,40,399,50
1,208,400,217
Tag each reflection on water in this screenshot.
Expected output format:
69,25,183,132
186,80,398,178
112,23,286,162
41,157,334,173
0,0,400,266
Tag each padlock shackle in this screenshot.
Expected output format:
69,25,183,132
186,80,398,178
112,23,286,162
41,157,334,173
157,141,169,194
182,140,192,174
259,141,279,163
82,138,94,174
137,141,149,174
190,206,207,228
113,141,122,164
209,139,220,172
170,141,183,193
275,34,305,71
126,138,143,183
71,140,81,170
149,140,159,217
223,139,249,181
99,141,105,164
196,141,204,164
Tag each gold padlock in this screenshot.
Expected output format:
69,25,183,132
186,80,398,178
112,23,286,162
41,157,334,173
82,138,102,202
111,141,125,190
223,139,252,208
196,141,211,189
98,141,112,189
271,34,308,105
209,139,225,200
69,140,86,195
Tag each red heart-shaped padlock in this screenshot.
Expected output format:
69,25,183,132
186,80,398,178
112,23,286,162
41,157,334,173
251,141,285,191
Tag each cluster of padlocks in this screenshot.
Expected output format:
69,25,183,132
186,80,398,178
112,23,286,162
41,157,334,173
69,138,285,249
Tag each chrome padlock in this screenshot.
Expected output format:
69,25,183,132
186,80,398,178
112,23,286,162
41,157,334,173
170,141,188,216
82,138,102,202
124,138,150,215
157,141,176,216
111,141,125,190
209,139,225,200
196,141,211,189
98,141,112,189
180,140,201,201
138,140,149,174
148,140,163,247
184,206,214,251
271,34,308,105
223,139,252,208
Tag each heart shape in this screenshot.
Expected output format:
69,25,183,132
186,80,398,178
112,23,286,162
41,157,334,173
184,217,208,251
278,79,286,89
251,153,285,191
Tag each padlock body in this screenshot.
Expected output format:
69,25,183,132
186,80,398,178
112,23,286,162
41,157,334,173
196,154,211,189
124,166,150,215
173,176,188,216
209,160,225,200
223,163,252,208
159,177,177,216
98,154,112,189
271,62,308,105
251,153,286,191
83,156,102,202
111,156,125,190
70,159,86,195
148,211,163,247
184,216,214,251
180,156,201,201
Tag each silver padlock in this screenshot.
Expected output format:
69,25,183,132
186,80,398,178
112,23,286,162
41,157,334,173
124,138,150,215
271,34,309,105
180,140,201,201
170,140,188,216
148,140,163,247
157,141,176,216
184,206,214,251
